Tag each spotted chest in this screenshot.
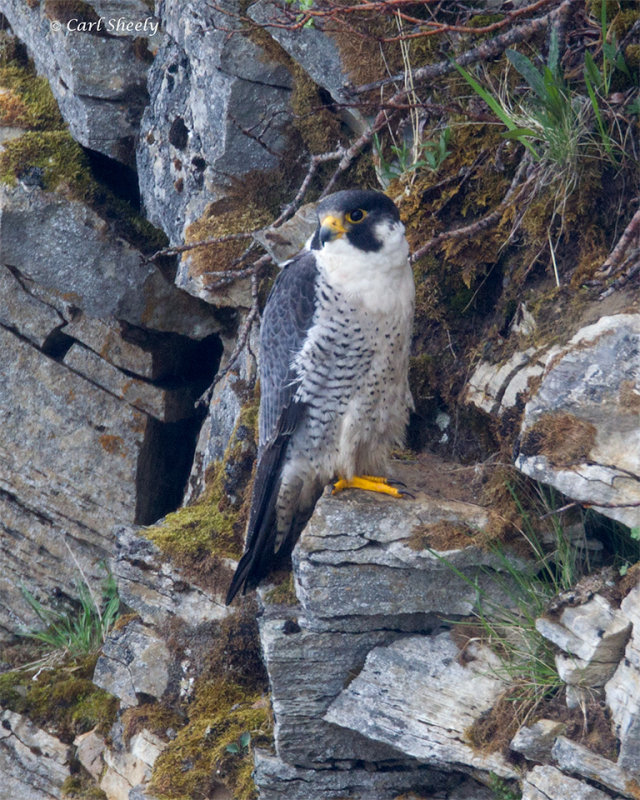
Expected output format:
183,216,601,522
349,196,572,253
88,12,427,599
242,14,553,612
291,267,413,478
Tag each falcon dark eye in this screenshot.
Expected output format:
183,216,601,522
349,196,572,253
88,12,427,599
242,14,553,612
346,208,367,224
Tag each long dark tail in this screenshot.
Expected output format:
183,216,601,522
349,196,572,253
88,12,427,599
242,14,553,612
225,438,289,604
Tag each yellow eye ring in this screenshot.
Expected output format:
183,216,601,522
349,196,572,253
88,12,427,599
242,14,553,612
345,208,367,224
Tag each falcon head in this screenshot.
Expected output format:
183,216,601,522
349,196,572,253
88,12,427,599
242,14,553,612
310,189,406,255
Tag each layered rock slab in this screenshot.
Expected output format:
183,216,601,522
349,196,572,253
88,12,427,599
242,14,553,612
293,489,515,630
0,183,224,638
515,314,640,529
137,0,294,247
0,709,71,800
0,0,155,164
0,324,148,636
325,633,517,780
255,487,525,798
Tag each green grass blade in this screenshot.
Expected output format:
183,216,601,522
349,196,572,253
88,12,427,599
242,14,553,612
506,49,547,104
453,60,540,160
548,26,560,78
584,68,615,160
584,50,603,91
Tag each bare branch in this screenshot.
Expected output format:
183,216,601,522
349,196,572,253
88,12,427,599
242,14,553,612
596,205,640,279
355,0,577,93
198,266,264,407
143,230,257,263
409,155,534,262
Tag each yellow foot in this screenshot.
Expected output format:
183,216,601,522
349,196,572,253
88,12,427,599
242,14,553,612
332,475,405,498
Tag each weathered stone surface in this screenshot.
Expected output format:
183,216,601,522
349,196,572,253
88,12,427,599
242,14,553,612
515,314,640,528
0,325,159,637
74,729,106,784
60,316,174,381
606,584,640,776
114,525,231,627
294,490,519,630
252,749,461,800
535,594,631,689
137,0,294,246
258,610,421,768
0,709,71,800
64,343,198,422
325,632,517,779
551,736,639,798
521,765,613,800
465,347,548,415
510,719,566,763
0,184,222,338
105,728,189,800
0,264,65,348
0,0,155,164
93,620,172,707
254,203,318,265
247,0,366,133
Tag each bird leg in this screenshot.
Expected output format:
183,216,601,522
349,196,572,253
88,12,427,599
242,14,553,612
332,475,406,498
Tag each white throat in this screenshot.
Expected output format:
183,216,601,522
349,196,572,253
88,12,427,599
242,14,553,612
313,220,411,312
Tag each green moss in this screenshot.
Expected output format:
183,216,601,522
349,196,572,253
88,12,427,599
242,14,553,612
263,572,298,606
290,63,343,153
61,775,108,800
587,0,620,21
0,39,63,129
625,44,640,68
0,44,167,253
468,13,504,27
149,679,272,800
147,395,259,585
0,130,94,197
611,7,640,37
0,656,118,743
121,702,185,746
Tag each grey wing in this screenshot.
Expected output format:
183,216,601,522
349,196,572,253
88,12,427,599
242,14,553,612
225,251,318,603
258,250,318,449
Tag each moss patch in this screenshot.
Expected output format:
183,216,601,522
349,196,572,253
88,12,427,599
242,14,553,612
290,63,343,153
0,41,166,253
184,196,271,283
121,702,185,746
0,39,63,130
0,130,93,198
263,571,298,606
147,395,259,588
61,775,108,800
409,520,477,551
520,413,597,468
0,655,118,743
149,678,271,800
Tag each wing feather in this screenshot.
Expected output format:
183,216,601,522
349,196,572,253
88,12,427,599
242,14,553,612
225,251,318,603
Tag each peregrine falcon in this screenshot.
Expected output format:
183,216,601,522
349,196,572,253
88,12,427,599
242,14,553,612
226,189,414,604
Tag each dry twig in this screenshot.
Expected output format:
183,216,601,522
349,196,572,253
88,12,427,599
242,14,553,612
596,205,640,279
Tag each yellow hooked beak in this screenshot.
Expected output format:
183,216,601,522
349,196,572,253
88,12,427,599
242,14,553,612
319,213,347,245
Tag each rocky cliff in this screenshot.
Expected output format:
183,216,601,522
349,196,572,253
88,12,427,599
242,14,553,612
0,0,638,799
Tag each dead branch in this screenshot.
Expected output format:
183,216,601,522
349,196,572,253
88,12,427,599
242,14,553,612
596,205,640,279
272,147,346,226
263,0,556,40
198,263,264,406
143,230,256,263
409,155,534,262
355,0,578,93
